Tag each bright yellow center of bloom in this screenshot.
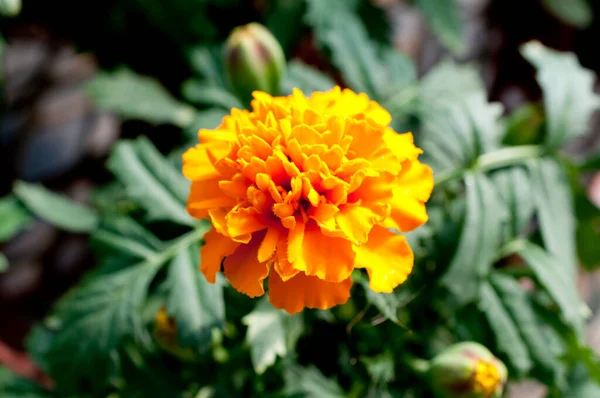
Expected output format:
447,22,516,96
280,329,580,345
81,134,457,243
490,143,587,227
183,86,433,314
472,360,501,397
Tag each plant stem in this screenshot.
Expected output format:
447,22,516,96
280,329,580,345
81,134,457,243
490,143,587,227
147,221,211,267
435,145,543,187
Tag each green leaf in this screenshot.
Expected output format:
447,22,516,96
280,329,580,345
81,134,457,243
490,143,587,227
540,0,593,28
91,216,164,261
529,159,577,278
44,263,160,393
414,0,465,55
419,61,504,171
304,0,415,100
187,45,226,85
282,60,336,95
515,241,584,331
441,173,505,304
521,41,600,148
183,108,229,141
86,67,197,127
480,281,533,375
490,272,558,380
284,363,345,398
361,352,395,384
107,137,195,227
242,297,290,374
359,279,401,324
491,167,535,239
41,224,207,394
13,182,98,233
0,195,31,241
181,80,243,110
166,243,225,352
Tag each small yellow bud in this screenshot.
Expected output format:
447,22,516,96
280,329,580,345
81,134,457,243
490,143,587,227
153,307,196,361
428,342,507,398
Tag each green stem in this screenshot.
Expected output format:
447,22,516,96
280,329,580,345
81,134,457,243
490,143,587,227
435,145,544,187
146,221,210,267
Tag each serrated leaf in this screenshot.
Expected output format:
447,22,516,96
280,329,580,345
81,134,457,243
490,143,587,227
86,67,197,127
441,173,505,304
284,363,345,398
480,281,533,375
490,272,557,380
305,0,415,100
529,158,577,279
414,0,465,55
0,195,32,242
187,45,226,85
242,297,289,374
491,167,535,239
13,182,98,233
166,243,225,351
516,241,583,331
521,41,600,148
361,352,395,384
182,80,243,110
107,137,195,227
282,60,336,95
45,263,160,393
420,61,504,171
540,0,593,28
91,216,163,261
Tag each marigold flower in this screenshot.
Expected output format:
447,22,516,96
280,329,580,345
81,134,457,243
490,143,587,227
183,86,433,314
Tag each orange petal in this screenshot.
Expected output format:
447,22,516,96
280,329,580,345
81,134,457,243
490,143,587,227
335,205,379,244
355,225,414,293
268,270,353,314
226,207,267,241
274,235,300,281
384,161,433,232
200,228,240,283
258,228,280,262
187,179,235,219
182,141,229,180
223,235,270,298
293,223,355,282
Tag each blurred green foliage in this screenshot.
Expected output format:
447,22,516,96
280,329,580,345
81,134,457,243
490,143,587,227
2,0,600,397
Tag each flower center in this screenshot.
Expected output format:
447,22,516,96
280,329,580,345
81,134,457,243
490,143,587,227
472,360,501,397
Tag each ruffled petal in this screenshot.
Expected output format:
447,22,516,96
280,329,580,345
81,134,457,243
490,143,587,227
182,141,229,180
200,228,240,283
223,234,270,298
268,270,353,314
355,225,414,293
187,179,236,219
384,161,433,232
292,223,355,282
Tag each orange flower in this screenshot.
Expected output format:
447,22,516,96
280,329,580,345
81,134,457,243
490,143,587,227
183,86,433,314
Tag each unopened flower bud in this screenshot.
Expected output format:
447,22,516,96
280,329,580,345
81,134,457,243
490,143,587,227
223,23,285,106
153,307,196,361
428,342,507,398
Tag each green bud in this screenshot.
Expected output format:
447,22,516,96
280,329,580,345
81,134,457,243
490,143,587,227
223,23,286,107
428,342,508,398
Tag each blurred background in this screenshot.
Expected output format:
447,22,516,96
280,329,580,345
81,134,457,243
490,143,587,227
1,0,600,396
